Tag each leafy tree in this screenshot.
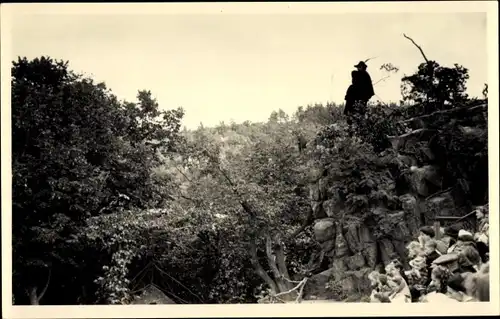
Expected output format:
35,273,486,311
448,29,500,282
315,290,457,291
159,114,320,303
11,56,184,304
401,61,469,108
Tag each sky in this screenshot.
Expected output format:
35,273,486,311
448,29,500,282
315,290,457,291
9,8,487,129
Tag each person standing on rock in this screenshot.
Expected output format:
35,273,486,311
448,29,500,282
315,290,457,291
344,61,375,119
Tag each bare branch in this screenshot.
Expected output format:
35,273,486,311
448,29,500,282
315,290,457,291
295,278,308,303
274,278,308,298
174,165,194,183
403,33,429,63
373,75,391,86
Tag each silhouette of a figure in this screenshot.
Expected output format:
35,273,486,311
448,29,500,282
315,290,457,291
344,61,375,117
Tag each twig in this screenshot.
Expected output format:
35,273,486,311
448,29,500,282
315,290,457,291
373,75,391,86
281,276,304,285
273,278,308,298
425,187,453,200
295,278,308,303
448,210,478,227
152,262,204,303
403,34,429,63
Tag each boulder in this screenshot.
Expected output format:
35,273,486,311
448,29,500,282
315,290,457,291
388,128,437,151
318,177,328,200
399,194,421,236
320,239,336,254
334,223,350,257
344,223,376,254
408,165,442,196
335,268,373,301
426,191,456,217
307,165,325,183
394,154,418,168
419,146,435,162
309,183,321,201
378,239,396,265
313,218,335,243
345,253,366,271
312,201,327,219
330,258,347,280
302,267,337,300
322,199,341,218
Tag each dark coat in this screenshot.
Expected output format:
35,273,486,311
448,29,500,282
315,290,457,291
345,70,375,102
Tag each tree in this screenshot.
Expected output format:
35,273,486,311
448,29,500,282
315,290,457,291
401,61,469,107
162,114,319,303
11,56,184,304
401,34,470,109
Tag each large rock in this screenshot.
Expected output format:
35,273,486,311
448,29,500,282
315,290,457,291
345,253,366,271
399,193,421,236
311,201,327,219
426,191,456,218
309,183,321,201
344,223,376,254
322,198,342,218
378,239,396,265
363,243,378,269
459,125,485,138
302,267,337,300
330,258,347,280
408,165,442,196
387,211,410,240
313,218,335,243
320,239,336,255
318,177,328,200
393,154,418,168
388,128,437,151
307,164,325,183
334,223,350,257
419,146,435,162
335,268,373,301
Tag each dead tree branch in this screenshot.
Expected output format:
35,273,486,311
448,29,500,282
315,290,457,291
403,33,429,63
273,278,308,299
295,278,308,303
373,75,391,86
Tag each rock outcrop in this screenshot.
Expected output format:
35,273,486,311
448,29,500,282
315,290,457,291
302,102,488,301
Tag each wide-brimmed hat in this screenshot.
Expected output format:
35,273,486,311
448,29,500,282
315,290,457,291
354,61,368,68
444,225,460,239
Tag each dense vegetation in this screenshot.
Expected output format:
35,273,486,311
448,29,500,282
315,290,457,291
11,55,488,304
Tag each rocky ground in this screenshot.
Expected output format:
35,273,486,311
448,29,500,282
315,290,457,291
301,102,488,302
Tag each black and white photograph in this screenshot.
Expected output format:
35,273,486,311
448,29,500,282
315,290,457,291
1,1,498,318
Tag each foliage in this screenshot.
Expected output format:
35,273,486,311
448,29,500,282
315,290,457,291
11,55,487,305
401,60,469,109
11,56,183,304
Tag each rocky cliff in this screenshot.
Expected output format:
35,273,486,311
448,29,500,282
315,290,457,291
302,101,488,301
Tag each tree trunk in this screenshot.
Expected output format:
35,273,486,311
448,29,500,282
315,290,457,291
265,235,293,296
249,241,279,294
29,287,40,305
27,267,51,305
